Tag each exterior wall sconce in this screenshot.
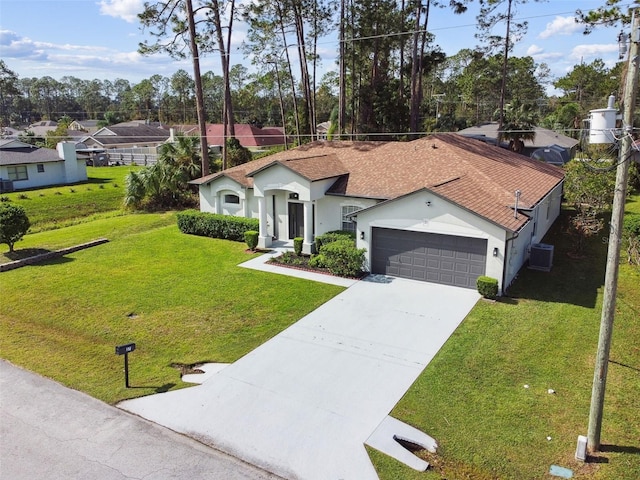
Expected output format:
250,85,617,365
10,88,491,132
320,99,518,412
493,247,499,257
426,201,431,206
360,231,365,240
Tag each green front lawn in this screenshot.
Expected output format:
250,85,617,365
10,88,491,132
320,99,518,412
1,175,637,480
372,202,640,480
0,219,343,404
0,166,138,232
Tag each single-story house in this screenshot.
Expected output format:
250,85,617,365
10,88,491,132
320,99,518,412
26,120,58,137
316,121,332,140
191,134,564,295
0,140,87,191
205,124,287,151
68,119,100,134
81,124,170,150
458,123,579,161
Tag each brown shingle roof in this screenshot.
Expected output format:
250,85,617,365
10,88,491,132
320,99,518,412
192,134,564,232
247,154,348,182
206,124,286,148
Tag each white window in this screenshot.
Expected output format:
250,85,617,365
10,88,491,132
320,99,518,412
341,205,360,232
224,194,240,204
7,166,28,181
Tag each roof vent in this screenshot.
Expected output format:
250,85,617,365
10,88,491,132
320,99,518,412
529,243,554,271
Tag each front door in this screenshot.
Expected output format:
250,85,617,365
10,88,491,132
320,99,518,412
288,202,304,239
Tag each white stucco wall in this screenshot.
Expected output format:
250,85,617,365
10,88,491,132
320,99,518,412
252,165,312,201
0,161,65,190
502,182,563,290
198,178,247,216
354,190,509,293
314,195,379,234
58,142,87,184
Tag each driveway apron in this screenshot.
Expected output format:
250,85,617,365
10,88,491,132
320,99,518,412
119,274,479,480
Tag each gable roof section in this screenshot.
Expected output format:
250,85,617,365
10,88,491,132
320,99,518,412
247,154,348,182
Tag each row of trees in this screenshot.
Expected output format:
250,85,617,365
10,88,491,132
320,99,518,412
0,53,625,140
1,0,635,145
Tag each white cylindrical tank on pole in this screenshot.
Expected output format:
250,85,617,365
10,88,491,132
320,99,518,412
588,95,618,144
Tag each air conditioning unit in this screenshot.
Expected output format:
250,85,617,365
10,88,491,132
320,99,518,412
529,243,554,272
0,179,13,193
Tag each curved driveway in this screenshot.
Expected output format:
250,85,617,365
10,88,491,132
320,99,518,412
120,262,479,480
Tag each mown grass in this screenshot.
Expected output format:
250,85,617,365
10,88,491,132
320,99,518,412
2,176,637,479
0,222,343,404
372,199,640,480
0,166,138,232
0,212,176,263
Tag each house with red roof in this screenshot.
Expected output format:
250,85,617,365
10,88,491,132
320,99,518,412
191,134,564,294
205,124,286,151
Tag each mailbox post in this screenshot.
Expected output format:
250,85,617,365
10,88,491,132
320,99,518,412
115,343,136,388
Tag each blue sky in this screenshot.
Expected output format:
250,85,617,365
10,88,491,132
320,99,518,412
0,0,632,91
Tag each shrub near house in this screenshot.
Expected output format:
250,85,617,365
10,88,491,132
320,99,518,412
177,210,259,242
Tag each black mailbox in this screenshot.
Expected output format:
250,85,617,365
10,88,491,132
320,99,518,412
115,343,136,355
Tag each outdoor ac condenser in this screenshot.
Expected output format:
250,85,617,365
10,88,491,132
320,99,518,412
529,243,554,272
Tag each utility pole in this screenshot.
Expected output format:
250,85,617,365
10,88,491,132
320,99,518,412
587,9,639,453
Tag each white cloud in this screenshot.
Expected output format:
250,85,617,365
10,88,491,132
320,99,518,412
570,43,618,60
526,44,544,56
539,16,582,40
99,0,146,23
0,30,47,60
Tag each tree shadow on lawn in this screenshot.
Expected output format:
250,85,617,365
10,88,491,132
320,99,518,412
505,211,607,309
3,248,52,262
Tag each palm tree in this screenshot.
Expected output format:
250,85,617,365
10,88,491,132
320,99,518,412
500,99,537,154
124,133,202,210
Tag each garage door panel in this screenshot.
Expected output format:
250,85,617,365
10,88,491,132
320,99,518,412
372,228,487,289
413,257,427,268
440,260,455,272
455,263,470,274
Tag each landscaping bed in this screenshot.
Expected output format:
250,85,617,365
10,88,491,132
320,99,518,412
267,251,367,279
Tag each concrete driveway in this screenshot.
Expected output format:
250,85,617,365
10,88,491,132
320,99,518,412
119,267,479,480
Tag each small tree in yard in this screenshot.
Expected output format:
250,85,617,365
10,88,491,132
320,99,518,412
563,159,616,255
0,204,30,252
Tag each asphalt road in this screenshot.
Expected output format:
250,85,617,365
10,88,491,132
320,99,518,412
0,360,281,480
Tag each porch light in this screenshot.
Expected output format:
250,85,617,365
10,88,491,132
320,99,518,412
360,231,365,240
618,30,630,59
493,247,499,257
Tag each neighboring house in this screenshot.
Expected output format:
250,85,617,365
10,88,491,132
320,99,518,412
68,119,100,134
82,124,170,150
81,124,170,165
205,124,287,151
316,121,331,140
458,123,579,162
27,120,58,137
0,139,87,191
191,133,565,294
